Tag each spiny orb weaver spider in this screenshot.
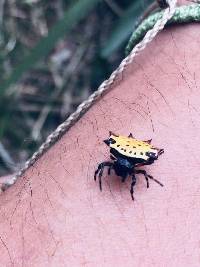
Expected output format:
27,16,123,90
94,132,164,200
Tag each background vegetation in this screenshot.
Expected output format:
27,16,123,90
0,0,154,175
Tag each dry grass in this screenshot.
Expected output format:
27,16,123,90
0,0,153,175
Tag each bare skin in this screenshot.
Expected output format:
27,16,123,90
0,23,200,266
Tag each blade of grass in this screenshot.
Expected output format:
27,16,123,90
0,0,101,95
101,0,153,58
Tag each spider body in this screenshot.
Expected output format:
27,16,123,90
94,132,164,200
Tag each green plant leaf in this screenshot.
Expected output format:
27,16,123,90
101,0,153,58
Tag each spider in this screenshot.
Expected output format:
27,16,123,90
94,132,164,200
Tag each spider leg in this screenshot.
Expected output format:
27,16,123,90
108,155,116,175
147,174,164,187
135,169,149,188
130,173,137,201
98,167,103,191
94,162,113,191
110,155,116,161
94,167,99,181
121,173,128,183
108,165,113,175
135,169,163,187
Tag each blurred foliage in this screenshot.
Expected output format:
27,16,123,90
0,0,154,175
